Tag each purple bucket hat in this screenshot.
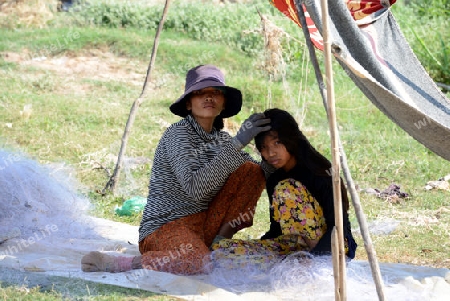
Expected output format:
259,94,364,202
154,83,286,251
170,65,243,118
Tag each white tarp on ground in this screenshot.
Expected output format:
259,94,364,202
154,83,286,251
1,150,449,300
1,219,450,301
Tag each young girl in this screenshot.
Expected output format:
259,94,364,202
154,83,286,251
211,108,357,267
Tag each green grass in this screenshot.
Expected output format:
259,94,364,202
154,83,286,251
392,2,450,84
0,0,450,299
0,275,181,301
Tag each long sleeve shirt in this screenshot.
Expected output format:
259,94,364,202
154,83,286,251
139,115,272,243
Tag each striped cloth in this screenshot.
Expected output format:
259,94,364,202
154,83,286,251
138,115,271,243
270,0,397,50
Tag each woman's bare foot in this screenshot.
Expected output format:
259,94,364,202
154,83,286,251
81,251,138,273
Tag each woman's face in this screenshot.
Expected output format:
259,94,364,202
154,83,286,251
186,87,225,121
259,131,296,171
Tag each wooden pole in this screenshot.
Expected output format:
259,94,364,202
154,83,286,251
320,0,347,299
103,0,172,195
294,1,386,300
331,227,341,301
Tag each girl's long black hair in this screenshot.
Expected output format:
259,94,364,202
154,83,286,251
255,108,349,211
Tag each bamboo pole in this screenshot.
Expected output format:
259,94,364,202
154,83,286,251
320,0,346,299
293,1,386,300
103,0,172,195
331,227,341,301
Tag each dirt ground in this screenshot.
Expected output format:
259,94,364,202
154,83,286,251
2,48,147,88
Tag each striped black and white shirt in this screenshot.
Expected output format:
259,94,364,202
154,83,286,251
138,115,272,242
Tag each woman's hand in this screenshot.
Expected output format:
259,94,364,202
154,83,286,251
233,113,271,148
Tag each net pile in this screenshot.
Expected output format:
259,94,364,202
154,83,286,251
0,150,93,243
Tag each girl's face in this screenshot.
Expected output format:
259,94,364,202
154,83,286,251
259,131,297,171
186,87,225,120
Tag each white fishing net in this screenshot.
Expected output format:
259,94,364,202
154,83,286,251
206,252,450,300
0,149,93,242
0,149,449,301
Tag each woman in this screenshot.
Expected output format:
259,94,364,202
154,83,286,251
81,65,273,275
211,108,357,267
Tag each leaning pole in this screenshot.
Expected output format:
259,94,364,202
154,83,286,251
320,0,347,299
104,0,172,195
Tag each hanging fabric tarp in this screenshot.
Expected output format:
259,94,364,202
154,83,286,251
272,0,450,161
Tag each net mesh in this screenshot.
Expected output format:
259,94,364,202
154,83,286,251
0,150,93,242
1,149,448,300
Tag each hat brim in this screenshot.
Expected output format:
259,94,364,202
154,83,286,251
170,80,242,118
